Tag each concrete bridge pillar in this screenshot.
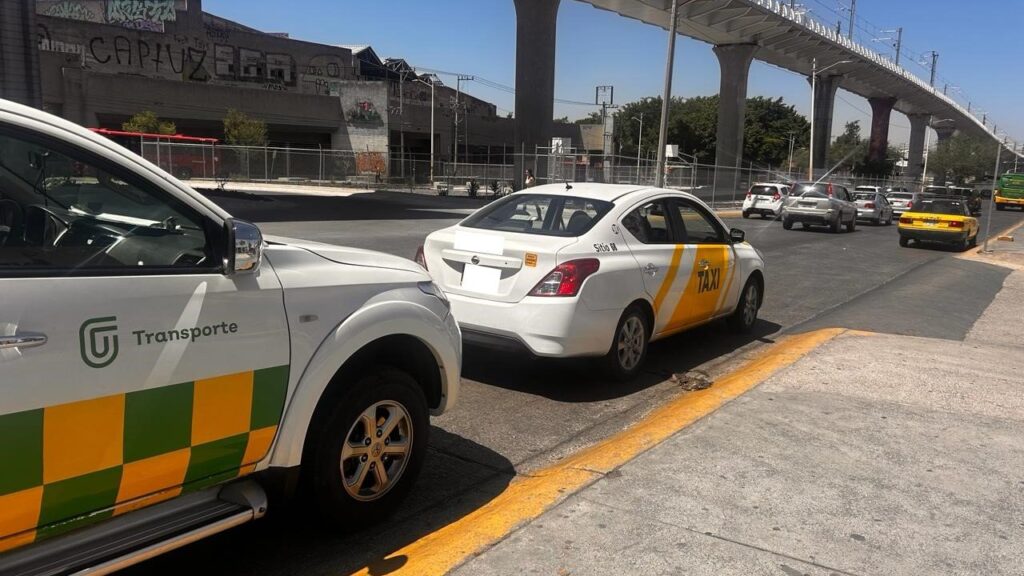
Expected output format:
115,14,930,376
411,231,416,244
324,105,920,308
867,97,897,166
906,113,930,180
713,44,758,194
933,123,956,143
811,74,841,172
0,0,42,107
513,0,560,187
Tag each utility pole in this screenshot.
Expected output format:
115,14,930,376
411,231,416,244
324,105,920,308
787,131,796,178
983,138,1006,253
633,113,644,184
596,85,615,163
847,0,856,40
894,27,902,66
454,74,474,175
928,51,939,87
655,0,680,188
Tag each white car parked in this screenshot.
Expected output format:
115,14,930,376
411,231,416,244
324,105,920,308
0,99,460,572
418,184,766,380
741,182,791,219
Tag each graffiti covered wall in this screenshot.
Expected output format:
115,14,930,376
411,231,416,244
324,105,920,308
35,1,355,96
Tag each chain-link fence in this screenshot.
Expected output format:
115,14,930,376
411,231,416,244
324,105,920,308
139,141,927,203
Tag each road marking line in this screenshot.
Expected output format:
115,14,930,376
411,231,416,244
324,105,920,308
353,327,849,576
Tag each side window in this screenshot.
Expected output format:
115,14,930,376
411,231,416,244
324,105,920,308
671,199,725,244
0,128,215,274
621,200,673,244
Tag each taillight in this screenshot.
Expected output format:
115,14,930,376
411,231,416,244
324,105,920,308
772,192,781,201
414,245,428,270
746,193,752,200
865,202,875,209
899,217,913,224
906,201,913,210
948,221,964,228
529,259,600,297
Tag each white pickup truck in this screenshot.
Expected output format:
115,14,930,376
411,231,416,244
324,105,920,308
0,99,461,574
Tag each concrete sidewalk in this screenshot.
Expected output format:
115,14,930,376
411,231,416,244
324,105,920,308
452,272,1024,575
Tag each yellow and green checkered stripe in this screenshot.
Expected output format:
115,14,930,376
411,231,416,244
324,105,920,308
0,365,288,553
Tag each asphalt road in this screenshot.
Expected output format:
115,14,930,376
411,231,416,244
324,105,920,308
130,191,1024,575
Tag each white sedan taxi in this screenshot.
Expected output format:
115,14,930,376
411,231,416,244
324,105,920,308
418,183,765,380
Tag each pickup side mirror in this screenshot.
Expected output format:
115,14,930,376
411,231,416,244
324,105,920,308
729,228,745,243
225,218,263,276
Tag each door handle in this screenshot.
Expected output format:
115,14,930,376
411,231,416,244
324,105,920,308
0,333,48,350
643,263,658,277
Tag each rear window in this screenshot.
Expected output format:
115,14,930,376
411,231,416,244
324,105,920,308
795,184,828,198
855,186,878,192
923,187,947,195
853,193,875,201
915,199,965,215
461,193,613,237
889,193,913,200
749,185,779,196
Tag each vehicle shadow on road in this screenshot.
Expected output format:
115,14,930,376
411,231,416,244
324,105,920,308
202,189,491,223
463,318,782,403
125,428,513,576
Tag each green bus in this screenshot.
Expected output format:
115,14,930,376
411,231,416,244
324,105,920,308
995,173,1024,211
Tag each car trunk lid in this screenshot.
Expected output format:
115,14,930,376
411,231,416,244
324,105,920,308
424,227,579,303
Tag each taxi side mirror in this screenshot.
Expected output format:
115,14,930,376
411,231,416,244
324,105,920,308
729,228,745,243
225,219,263,276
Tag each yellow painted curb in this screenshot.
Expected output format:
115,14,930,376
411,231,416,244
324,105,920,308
353,327,850,576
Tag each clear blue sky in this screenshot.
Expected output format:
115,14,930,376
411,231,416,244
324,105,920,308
204,0,1023,147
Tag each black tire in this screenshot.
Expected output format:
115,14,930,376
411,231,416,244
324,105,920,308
899,236,910,248
728,277,761,334
760,212,769,220
782,218,793,230
970,234,978,248
742,211,751,219
885,213,893,226
846,214,856,233
604,306,650,382
831,216,842,234
306,367,429,528
996,204,1006,211
801,222,811,230
872,218,880,226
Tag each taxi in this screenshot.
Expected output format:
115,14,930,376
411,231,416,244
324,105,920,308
417,184,765,380
0,99,461,572
898,196,979,250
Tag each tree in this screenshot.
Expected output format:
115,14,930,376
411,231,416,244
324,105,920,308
828,121,867,172
223,109,267,146
122,111,176,135
553,116,570,124
611,95,809,167
927,134,998,184
574,111,604,125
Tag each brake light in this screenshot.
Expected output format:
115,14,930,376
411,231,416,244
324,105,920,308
746,192,752,200
529,259,600,297
906,201,913,210
899,217,913,224
414,245,428,270
865,202,875,209
948,221,964,228
772,192,781,201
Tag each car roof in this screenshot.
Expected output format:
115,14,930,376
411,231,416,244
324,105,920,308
514,183,697,204
751,182,787,187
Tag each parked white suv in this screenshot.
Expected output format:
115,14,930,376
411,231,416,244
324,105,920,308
0,99,461,573
741,182,791,219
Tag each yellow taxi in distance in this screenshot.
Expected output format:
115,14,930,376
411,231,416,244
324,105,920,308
898,197,979,250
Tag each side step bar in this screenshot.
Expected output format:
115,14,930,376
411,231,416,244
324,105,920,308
0,481,267,576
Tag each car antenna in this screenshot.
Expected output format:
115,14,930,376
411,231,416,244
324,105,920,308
565,182,573,191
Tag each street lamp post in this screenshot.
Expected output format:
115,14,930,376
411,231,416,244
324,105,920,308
808,58,852,180
983,138,1006,253
632,114,644,184
654,0,680,188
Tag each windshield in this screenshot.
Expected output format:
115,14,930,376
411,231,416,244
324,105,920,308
461,193,613,237
914,199,964,215
749,185,779,196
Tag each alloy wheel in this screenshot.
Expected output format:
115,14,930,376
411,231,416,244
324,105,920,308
617,315,645,372
340,400,413,502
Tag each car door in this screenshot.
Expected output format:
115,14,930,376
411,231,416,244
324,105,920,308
877,193,892,220
618,197,694,335
660,197,736,332
0,122,289,550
